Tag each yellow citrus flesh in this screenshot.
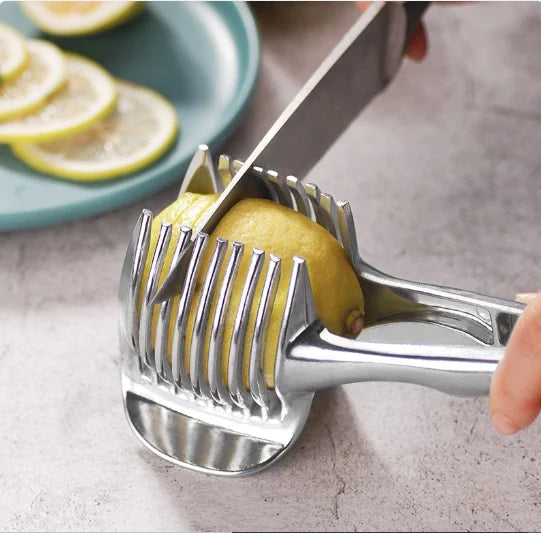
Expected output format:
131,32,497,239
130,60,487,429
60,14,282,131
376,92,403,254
141,194,365,389
0,52,116,143
21,1,143,36
0,39,65,121
12,80,178,180
0,24,29,83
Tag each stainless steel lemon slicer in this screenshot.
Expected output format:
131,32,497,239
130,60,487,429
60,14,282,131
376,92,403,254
118,147,523,477
118,2,523,476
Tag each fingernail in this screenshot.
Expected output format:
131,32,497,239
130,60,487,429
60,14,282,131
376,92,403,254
515,292,539,304
492,412,520,436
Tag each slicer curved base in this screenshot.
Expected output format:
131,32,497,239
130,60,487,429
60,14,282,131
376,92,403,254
122,384,313,476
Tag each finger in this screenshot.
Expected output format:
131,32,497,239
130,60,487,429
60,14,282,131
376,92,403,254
355,2,372,12
405,23,428,61
489,291,541,434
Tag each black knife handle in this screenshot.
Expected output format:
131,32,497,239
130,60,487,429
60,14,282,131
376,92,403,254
404,1,430,48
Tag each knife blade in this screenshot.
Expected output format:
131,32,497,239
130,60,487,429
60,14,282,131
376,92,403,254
153,1,428,304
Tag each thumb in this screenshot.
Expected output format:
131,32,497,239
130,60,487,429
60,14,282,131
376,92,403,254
489,291,541,434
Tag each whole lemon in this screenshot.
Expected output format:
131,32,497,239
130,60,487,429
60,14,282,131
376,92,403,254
141,193,364,389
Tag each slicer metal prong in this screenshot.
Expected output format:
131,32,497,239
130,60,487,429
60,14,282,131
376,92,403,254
171,232,209,391
139,222,172,370
179,144,223,197
285,175,313,219
190,238,228,399
318,192,341,242
208,241,244,406
266,170,294,209
304,182,325,225
228,249,265,409
249,255,281,411
218,154,235,189
154,227,193,382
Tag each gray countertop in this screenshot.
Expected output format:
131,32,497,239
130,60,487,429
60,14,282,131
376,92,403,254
2,2,541,531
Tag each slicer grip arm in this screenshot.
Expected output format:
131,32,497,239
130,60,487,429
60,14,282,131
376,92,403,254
281,323,503,397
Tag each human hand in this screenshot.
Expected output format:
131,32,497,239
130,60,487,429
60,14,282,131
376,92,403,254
356,2,428,61
490,292,541,435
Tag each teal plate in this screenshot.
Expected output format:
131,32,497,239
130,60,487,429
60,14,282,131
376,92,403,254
0,1,259,231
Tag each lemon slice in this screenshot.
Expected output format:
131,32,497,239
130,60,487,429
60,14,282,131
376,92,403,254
21,1,143,36
0,39,65,121
0,24,29,83
0,52,116,143
12,81,178,181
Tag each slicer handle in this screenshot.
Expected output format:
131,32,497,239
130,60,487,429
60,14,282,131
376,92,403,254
282,323,503,397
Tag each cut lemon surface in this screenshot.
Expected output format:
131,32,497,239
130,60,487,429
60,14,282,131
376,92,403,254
12,80,178,181
21,1,144,36
0,39,65,121
0,52,116,143
0,24,29,84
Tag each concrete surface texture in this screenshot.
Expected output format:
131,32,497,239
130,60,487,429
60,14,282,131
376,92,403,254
1,2,540,531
